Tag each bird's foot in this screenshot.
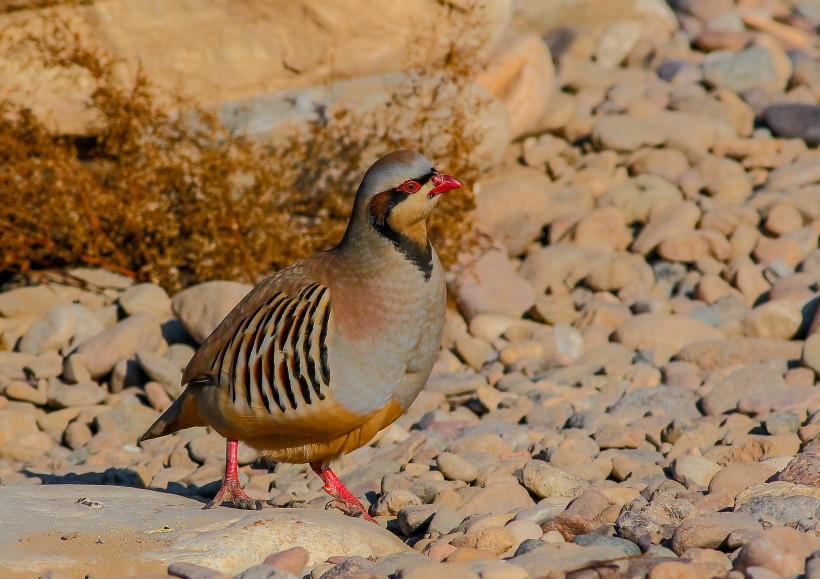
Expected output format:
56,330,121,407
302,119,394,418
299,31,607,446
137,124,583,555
324,497,376,522
203,478,262,510
311,462,377,524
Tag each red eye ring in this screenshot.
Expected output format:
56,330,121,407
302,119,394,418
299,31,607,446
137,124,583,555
400,180,421,194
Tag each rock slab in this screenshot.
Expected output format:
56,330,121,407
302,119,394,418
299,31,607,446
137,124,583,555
0,485,409,577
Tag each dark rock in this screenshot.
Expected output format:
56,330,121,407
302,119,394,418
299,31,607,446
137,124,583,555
736,495,820,529
514,538,546,556
609,386,701,421
764,103,820,146
572,534,641,556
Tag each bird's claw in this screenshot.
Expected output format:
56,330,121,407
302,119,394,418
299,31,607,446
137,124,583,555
203,481,262,510
324,498,376,523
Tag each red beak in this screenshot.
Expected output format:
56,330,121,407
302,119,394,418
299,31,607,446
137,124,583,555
429,173,463,197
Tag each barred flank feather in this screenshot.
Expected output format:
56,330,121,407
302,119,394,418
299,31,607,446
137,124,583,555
213,283,332,414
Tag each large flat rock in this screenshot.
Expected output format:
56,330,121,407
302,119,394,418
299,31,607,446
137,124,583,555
1,484,409,578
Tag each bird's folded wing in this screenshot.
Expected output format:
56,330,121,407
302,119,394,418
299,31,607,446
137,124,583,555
184,275,335,413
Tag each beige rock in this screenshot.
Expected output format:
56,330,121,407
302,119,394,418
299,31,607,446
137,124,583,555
631,201,700,255
71,313,164,379
512,0,678,42
521,460,588,499
3,381,47,406
599,174,683,225
671,513,762,555
657,230,731,264
0,285,80,319
594,425,645,450
738,385,820,416
672,456,722,488
436,452,479,484
767,155,820,190
754,235,811,268
571,207,631,253
696,274,744,305
262,546,309,575
592,115,666,152
731,262,771,307
742,299,804,339
654,110,737,155
629,148,689,183
803,333,820,376
453,249,537,321
703,434,801,466
708,462,780,498
118,283,172,317
648,560,730,579
450,526,516,554
172,281,252,344
764,202,804,236
613,313,724,363
509,543,626,577
583,252,654,292
403,562,481,579
734,526,820,577
473,166,556,256
735,481,820,507
700,205,759,237
700,365,784,416
476,34,554,139
520,245,606,295
674,337,803,369
0,485,409,576
457,482,535,518
0,0,511,133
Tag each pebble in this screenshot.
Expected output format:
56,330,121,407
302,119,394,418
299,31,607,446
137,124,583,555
137,350,185,399
675,337,803,370
734,526,820,577
572,534,640,556
46,380,105,409
94,399,159,445
171,281,252,343
72,313,164,379
763,103,820,147
763,412,801,436
701,365,784,416
702,43,790,93
435,452,479,484
397,504,439,536
671,513,763,555
709,462,777,499
521,460,587,500
613,313,724,364
453,249,537,321
119,283,173,317
671,455,722,488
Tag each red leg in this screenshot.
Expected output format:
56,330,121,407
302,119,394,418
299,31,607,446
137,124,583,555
203,439,261,510
310,462,376,523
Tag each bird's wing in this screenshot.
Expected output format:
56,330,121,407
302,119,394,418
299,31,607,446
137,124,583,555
183,273,334,411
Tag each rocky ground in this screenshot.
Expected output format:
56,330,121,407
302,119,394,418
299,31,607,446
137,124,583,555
2,0,820,578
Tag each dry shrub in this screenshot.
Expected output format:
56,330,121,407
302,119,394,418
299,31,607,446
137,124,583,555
0,7,485,292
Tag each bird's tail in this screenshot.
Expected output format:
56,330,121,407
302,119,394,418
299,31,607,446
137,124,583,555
139,385,205,442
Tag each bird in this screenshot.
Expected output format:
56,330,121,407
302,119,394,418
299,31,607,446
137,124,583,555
140,150,462,523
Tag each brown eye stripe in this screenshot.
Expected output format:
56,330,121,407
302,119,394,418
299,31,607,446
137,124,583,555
220,283,332,415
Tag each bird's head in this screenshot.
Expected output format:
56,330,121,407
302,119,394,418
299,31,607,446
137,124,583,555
356,150,463,241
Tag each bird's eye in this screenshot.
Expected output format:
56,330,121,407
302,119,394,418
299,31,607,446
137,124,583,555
400,180,421,194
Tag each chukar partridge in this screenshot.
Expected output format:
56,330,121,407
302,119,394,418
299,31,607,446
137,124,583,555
140,150,462,522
